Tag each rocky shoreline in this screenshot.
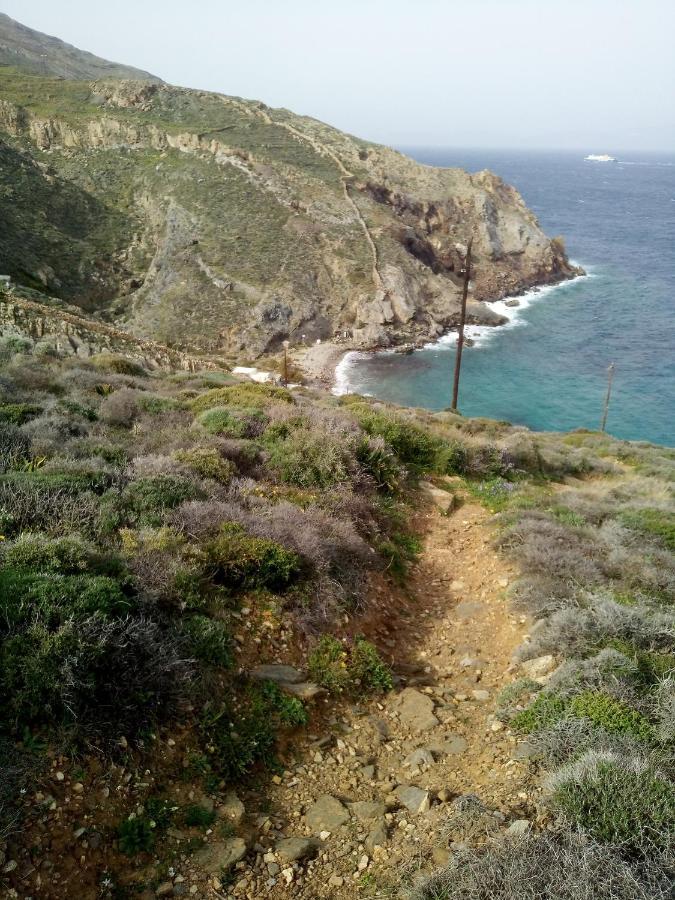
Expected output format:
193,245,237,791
296,269,585,392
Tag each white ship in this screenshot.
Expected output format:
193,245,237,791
584,154,617,162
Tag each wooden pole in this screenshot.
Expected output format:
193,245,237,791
282,340,289,387
451,237,473,411
600,362,615,432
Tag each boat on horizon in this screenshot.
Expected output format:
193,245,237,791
584,153,617,162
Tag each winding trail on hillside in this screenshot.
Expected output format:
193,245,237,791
215,492,537,899
223,96,384,293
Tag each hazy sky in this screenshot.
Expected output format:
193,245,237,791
3,0,674,151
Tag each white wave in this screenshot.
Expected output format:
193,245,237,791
333,271,590,394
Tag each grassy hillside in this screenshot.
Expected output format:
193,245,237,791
0,333,673,896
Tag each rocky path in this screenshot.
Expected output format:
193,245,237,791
210,492,538,899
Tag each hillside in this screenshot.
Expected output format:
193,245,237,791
0,330,673,900
0,13,160,80
0,17,580,358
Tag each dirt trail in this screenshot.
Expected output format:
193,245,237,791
229,494,535,899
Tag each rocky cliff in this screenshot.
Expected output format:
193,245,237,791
0,19,581,358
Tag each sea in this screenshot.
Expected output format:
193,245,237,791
336,149,675,447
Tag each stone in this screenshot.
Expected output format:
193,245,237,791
366,820,388,851
506,819,531,836
403,748,435,770
471,689,490,702
194,838,247,873
329,875,344,888
520,655,556,679
453,600,484,621
420,482,456,513
350,800,385,823
250,664,304,684
359,765,376,780
217,791,245,826
395,785,431,815
305,795,350,833
396,688,439,733
511,741,537,761
279,681,324,700
358,854,369,871
275,837,316,863
155,883,174,897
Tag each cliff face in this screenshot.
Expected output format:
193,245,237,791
0,44,581,357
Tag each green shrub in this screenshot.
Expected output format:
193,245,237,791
137,394,182,414
191,383,293,412
3,533,92,574
350,405,452,473
182,615,232,667
356,436,404,492
0,569,133,629
550,753,675,855
376,531,422,582
204,523,300,591
620,508,675,551
60,399,98,421
144,796,177,831
100,476,201,530
569,692,654,741
512,691,569,733
257,679,308,727
89,354,147,377
464,477,518,512
0,403,42,425
308,635,393,694
605,639,675,686
173,447,235,482
117,816,154,855
196,406,265,437
183,804,216,828
264,428,353,488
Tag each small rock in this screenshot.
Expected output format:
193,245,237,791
520,655,555,679
305,795,349,833
395,785,430,815
329,875,344,887
403,748,435,770
366,820,388,851
250,664,304,684
193,837,247,873
217,791,245,826
350,800,385,823
358,853,369,871
471,690,490,702
2,860,18,874
275,837,316,863
72,782,84,794
396,688,439,733
507,819,531,836
280,681,324,700
432,846,451,867
55,772,65,782
155,882,174,897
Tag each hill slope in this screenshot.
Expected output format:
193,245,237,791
0,17,580,358
0,12,160,80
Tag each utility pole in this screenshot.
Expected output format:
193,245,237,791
282,340,290,386
600,362,615,433
451,237,473,412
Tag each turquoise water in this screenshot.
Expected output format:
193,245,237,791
338,150,675,446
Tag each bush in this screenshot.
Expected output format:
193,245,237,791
100,475,202,531
0,477,100,536
351,404,451,473
3,532,92,574
191,383,293,412
548,751,675,856
0,402,42,425
89,354,147,377
99,389,141,428
196,406,266,438
411,828,672,900
0,424,31,472
117,816,154,855
173,446,235,483
308,635,392,694
204,523,301,591
183,804,216,828
264,427,355,488
182,615,232,667
620,508,675,552
356,435,404,492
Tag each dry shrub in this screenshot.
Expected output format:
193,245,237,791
411,829,671,900
99,388,141,428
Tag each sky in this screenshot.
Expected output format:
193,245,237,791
3,0,674,151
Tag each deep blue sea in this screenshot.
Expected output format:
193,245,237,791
337,149,675,446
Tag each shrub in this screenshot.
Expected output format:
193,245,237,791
264,428,355,488
0,477,100,536
620,508,675,552
308,635,392,694
117,816,154,855
0,424,31,471
182,615,232,667
0,402,42,425
548,751,675,856
351,405,450,473
569,691,654,741
376,530,422,582
173,447,235,483
511,691,569,734
89,354,147,377
190,383,293,412
137,394,181,415
411,829,672,900
197,406,266,438
204,523,301,591
183,804,216,828
99,389,141,428
356,435,404,492
3,532,92,574
100,476,202,531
